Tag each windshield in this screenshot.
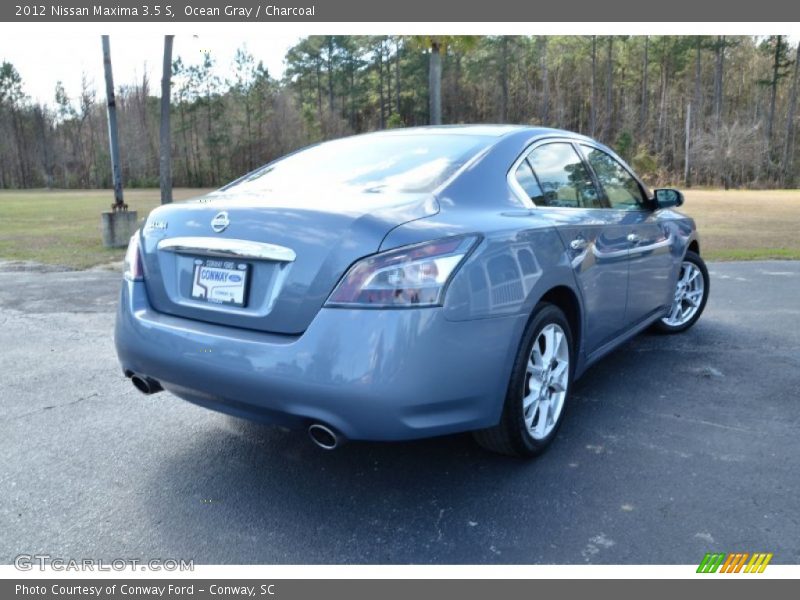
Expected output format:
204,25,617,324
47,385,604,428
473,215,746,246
219,133,493,195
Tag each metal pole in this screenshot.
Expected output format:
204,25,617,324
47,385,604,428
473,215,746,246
102,35,124,210
160,35,174,205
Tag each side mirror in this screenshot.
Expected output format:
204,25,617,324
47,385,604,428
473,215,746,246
654,188,684,209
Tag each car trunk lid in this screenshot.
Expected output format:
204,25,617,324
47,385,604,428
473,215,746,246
139,190,438,334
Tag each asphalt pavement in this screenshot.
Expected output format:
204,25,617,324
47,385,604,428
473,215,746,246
1,260,798,564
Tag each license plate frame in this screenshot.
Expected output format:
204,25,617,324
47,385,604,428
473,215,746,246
190,258,250,308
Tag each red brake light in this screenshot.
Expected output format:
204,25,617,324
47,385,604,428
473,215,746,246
326,236,477,308
123,232,144,281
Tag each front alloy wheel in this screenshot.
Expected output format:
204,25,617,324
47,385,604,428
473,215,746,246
655,250,709,333
473,302,573,457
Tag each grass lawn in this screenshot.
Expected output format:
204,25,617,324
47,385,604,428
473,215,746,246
0,187,798,269
680,189,800,260
0,188,212,269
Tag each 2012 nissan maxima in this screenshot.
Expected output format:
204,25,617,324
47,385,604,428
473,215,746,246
114,125,709,457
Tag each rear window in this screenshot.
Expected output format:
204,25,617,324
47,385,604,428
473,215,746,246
220,133,492,195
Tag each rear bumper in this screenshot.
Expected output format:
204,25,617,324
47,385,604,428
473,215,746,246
114,280,524,441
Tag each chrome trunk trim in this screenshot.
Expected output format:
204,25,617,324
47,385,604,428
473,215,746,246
157,237,296,262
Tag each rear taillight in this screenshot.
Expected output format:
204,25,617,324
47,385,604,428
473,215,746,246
325,236,478,308
123,231,144,281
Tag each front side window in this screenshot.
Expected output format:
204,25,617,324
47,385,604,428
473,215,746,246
525,143,602,209
582,146,647,210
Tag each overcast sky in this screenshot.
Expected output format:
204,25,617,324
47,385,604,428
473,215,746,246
0,33,300,107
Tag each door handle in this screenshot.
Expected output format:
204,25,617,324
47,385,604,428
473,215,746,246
570,238,588,251
627,233,640,244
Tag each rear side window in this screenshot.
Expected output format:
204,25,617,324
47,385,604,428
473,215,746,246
514,160,543,201
525,143,602,209
582,146,647,210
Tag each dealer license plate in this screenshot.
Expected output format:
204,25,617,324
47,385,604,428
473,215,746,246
191,258,250,307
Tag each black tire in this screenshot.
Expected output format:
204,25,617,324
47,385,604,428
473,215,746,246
653,250,709,334
472,302,574,458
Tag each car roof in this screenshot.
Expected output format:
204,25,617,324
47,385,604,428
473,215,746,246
372,125,526,137
366,124,592,140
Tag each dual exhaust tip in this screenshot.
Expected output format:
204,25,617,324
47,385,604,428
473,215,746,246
129,372,343,450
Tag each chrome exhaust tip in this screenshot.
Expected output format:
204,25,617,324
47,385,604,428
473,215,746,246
308,423,341,450
130,373,163,395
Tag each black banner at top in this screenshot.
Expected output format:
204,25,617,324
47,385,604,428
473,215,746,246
1,0,799,22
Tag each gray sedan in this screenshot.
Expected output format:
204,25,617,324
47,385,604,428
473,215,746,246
114,125,709,457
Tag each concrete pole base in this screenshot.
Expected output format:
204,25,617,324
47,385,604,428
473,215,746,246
101,210,138,248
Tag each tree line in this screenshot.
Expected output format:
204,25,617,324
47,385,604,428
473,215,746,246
0,35,798,191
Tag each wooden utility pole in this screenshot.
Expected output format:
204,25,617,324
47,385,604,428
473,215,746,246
766,36,785,150
590,36,597,137
684,102,692,187
160,35,174,204
540,37,549,125
713,36,725,130
102,35,124,209
783,43,800,186
639,36,649,134
394,38,402,117
605,37,613,140
499,36,508,122
429,39,442,125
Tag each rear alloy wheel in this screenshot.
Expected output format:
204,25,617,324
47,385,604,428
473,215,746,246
654,251,709,334
473,303,573,457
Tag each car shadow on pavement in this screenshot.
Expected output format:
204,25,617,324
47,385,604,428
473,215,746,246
138,323,735,564
141,308,800,564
